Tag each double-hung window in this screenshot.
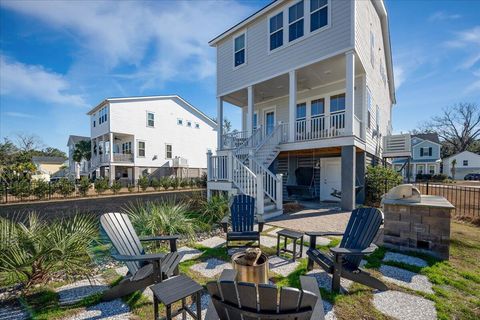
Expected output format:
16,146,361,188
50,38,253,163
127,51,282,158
137,141,145,157
311,99,324,117
165,144,172,159
420,147,432,157
463,160,468,166
330,94,345,130
367,88,372,129
311,98,325,134
269,12,283,51
296,103,306,120
296,102,307,137
310,0,328,32
122,142,131,154
289,1,304,42
147,112,154,127
234,33,246,67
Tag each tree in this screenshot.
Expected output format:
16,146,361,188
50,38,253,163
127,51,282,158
14,133,44,152
42,147,67,159
0,138,18,165
450,159,457,180
213,117,232,134
424,103,480,157
73,140,92,164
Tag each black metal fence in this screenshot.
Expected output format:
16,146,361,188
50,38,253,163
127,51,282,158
0,179,205,204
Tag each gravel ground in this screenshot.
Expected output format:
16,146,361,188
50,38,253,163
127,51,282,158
268,256,300,277
56,276,108,305
373,290,437,320
260,235,278,248
197,237,225,248
172,293,211,320
189,258,232,278
379,265,433,294
305,270,353,293
323,300,337,320
266,227,283,236
62,299,131,320
303,235,331,246
383,252,428,268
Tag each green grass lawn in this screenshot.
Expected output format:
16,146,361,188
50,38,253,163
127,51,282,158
10,222,480,320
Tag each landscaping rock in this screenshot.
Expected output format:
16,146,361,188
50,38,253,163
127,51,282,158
0,305,29,320
114,266,128,277
373,290,437,320
305,270,353,293
379,265,433,294
63,299,131,320
190,258,232,278
383,252,428,268
56,276,108,305
268,256,300,277
197,237,225,248
178,246,203,262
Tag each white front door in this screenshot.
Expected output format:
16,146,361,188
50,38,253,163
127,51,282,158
320,158,341,202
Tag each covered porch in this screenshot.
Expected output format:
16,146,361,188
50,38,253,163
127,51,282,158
91,132,135,168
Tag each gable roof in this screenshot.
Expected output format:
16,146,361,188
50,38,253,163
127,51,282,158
32,156,66,164
412,133,440,144
68,135,89,146
443,150,480,161
87,95,217,128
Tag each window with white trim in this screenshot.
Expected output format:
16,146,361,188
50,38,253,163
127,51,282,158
296,103,306,119
269,12,284,51
310,0,328,32
367,88,372,129
289,1,304,42
98,106,108,124
165,144,172,159
122,142,131,154
463,160,468,166
92,113,96,127
147,112,154,127
177,118,183,126
253,113,258,129
311,98,324,117
137,141,145,157
420,147,432,157
234,33,246,67
330,94,346,113
370,30,375,68
429,165,435,174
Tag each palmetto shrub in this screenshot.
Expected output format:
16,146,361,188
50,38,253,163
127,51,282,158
160,177,171,190
170,178,180,190
0,213,97,289
180,179,188,189
78,176,91,196
189,194,229,225
151,178,161,191
138,176,149,192
124,201,195,241
94,178,109,194
110,180,122,194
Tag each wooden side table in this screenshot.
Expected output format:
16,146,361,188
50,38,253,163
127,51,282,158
276,229,304,261
151,275,203,320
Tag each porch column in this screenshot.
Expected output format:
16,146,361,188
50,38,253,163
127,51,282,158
217,97,224,150
247,86,254,136
356,151,366,204
341,145,356,211
288,70,297,142
109,132,114,163
109,165,115,186
345,50,355,136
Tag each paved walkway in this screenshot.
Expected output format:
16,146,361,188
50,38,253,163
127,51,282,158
267,202,351,233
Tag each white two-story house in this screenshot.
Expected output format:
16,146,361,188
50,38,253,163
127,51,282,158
87,95,217,184
207,0,396,217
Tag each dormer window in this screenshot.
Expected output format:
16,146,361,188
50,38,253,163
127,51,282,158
234,33,246,67
269,12,283,51
289,1,304,42
310,0,328,32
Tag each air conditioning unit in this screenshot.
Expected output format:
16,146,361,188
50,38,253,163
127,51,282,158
173,157,188,167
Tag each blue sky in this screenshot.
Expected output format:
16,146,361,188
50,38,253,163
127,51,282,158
0,0,479,152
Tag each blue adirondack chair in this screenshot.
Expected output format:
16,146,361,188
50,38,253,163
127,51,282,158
221,195,265,249
306,207,388,293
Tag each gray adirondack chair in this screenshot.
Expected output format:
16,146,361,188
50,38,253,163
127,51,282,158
306,207,388,293
100,212,181,301
205,270,325,320
221,195,265,249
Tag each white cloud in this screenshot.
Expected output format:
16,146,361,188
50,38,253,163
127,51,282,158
428,11,461,22
3,112,35,118
1,0,253,89
0,55,86,107
465,80,480,94
393,65,405,90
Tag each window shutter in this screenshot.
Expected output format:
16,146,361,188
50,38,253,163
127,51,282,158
420,148,423,156
429,147,432,156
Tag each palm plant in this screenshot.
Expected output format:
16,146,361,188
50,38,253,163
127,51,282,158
199,194,230,225
0,213,97,289
72,140,92,164
124,201,196,240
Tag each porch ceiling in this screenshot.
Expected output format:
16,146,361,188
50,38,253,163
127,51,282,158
223,54,365,107
277,146,365,158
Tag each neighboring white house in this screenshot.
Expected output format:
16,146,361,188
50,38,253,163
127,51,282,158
207,0,396,216
443,151,480,179
67,135,90,179
87,95,217,184
392,133,442,180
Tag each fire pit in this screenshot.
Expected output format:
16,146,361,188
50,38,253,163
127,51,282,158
231,248,269,284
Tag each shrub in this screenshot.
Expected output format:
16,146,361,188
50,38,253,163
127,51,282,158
151,178,161,191
199,172,207,188
10,179,31,199
111,180,122,194
56,178,75,198
94,178,109,194
0,213,97,289
33,180,50,199
127,183,135,193
198,194,229,225
78,176,91,197
432,174,448,182
170,178,180,190
365,165,403,206
180,178,189,189
125,201,196,240
160,177,171,190
138,176,149,192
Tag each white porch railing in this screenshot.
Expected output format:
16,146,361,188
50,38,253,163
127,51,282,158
208,155,229,181
232,156,257,198
222,130,250,149
294,112,346,141
113,153,133,163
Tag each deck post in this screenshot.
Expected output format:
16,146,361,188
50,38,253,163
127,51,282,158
276,174,283,210
247,86,254,137
256,174,264,215
288,70,297,142
217,97,224,150
341,145,356,211
356,151,366,204
345,50,355,136
109,132,114,163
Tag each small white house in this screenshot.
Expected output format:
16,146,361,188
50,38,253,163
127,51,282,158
87,95,217,184
443,151,480,179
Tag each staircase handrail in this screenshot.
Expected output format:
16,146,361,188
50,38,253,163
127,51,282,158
235,126,263,158
249,157,280,203
232,155,257,197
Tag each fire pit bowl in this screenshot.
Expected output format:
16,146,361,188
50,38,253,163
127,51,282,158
231,252,269,284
